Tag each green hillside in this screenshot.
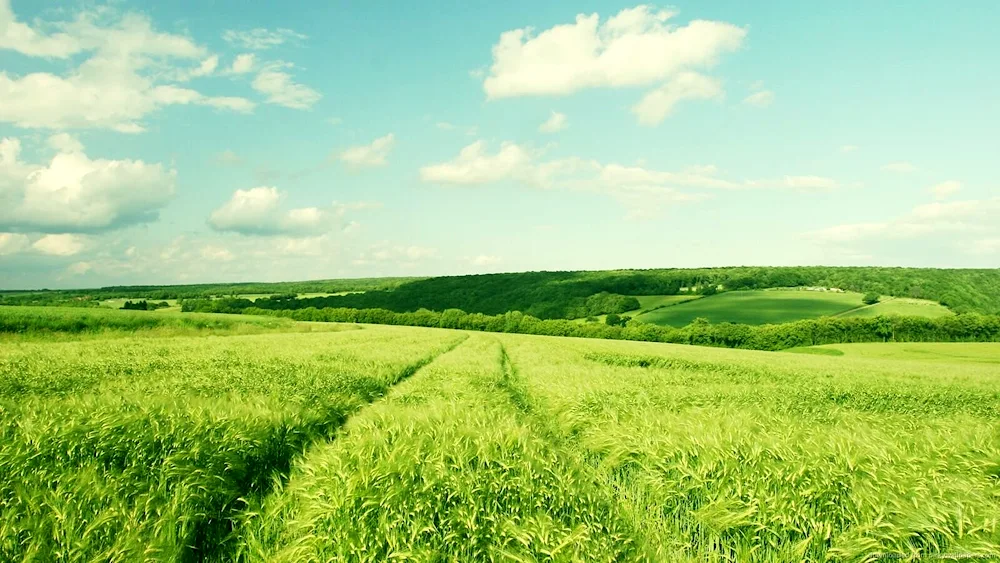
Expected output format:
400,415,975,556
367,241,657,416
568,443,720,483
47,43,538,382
636,289,865,326
839,297,953,319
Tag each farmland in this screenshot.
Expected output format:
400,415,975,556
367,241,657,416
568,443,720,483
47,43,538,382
635,289,866,326
3,307,1000,560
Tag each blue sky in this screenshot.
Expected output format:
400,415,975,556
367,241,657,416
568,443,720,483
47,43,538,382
1,0,997,288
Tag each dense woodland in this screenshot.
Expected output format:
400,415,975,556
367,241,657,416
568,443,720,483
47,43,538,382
181,267,1000,318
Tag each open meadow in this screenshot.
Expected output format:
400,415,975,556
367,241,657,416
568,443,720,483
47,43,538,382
2,306,1000,561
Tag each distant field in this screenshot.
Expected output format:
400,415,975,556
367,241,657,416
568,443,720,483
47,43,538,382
788,342,1000,363
631,294,701,313
839,297,953,319
100,298,180,312
232,291,361,301
636,289,865,326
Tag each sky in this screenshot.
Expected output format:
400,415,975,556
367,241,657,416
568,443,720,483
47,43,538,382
0,0,998,289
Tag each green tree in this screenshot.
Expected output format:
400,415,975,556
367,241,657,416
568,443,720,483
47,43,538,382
863,292,880,305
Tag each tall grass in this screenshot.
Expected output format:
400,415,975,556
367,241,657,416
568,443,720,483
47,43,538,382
0,305,325,340
503,335,1000,560
0,327,463,561
236,334,646,561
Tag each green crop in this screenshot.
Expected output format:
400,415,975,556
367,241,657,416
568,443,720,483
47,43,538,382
2,305,999,561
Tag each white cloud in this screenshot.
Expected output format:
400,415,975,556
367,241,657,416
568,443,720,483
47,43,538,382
419,141,534,185
0,135,176,233
67,261,92,275
840,145,859,153
231,53,255,74
338,134,396,168
222,28,306,50
0,232,29,255
631,72,722,125
32,234,85,256
0,3,255,131
483,6,744,98
743,89,774,107
538,111,568,133
327,117,343,126
929,180,961,200
471,254,501,266
252,63,320,109
421,140,845,217
882,161,917,173
208,187,334,236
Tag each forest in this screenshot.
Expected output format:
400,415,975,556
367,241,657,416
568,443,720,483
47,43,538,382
180,266,1000,319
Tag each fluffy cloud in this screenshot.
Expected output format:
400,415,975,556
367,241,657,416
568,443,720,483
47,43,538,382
929,180,961,200
0,2,255,131
251,63,321,109
222,28,306,50
0,232,29,255
208,187,330,236
483,6,744,98
631,72,722,125
0,135,176,233
419,141,534,185
538,111,568,133
231,53,255,74
882,162,917,173
208,188,378,237
338,134,396,168
32,234,85,256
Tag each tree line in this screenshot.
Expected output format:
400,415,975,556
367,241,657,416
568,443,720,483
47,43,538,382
239,306,1000,351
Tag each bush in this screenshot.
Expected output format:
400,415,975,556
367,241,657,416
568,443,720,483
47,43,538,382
863,293,880,305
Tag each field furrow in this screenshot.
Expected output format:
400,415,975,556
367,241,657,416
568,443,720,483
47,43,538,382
235,334,648,561
0,326,464,562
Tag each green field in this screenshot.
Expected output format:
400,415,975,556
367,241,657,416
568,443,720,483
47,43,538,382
788,342,1000,364
636,289,865,326
3,307,1000,560
839,297,954,319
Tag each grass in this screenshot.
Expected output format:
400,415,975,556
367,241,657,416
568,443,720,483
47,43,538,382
839,297,954,319
4,306,1000,560
0,305,348,340
789,342,1000,364
0,325,464,561
576,294,701,323
636,289,866,326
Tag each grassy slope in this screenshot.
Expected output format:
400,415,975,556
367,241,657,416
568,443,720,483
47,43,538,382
840,297,954,319
789,342,1000,364
637,289,865,326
